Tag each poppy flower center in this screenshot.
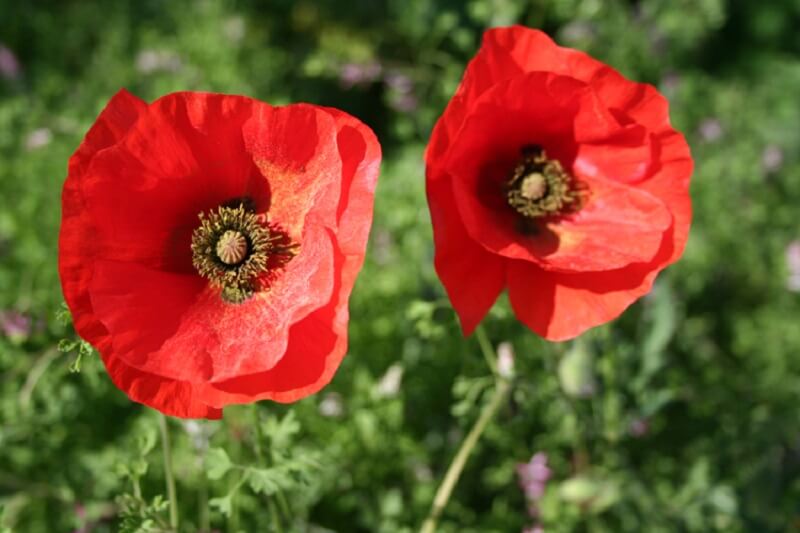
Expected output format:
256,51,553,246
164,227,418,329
506,145,581,218
216,230,248,265
190,202,297,304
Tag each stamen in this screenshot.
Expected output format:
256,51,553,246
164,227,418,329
190,202,297,304
506,145,582,219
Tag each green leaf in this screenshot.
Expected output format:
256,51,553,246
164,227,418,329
55,302,72,326
136,427,157,456
246,467,292,495
209,494,233,517
129,458,149,478
264,411,300,450
206,448,233,480
560,475,601,504
57,339,77,353
559,474,620,514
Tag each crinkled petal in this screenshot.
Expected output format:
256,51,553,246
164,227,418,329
426,26,605,169
104,351,222,419
506,251,666,341
61,90,220,418
81,93,270,273
89,223,334,383
244,103,344,239
60,89,146,352
199,109,381,405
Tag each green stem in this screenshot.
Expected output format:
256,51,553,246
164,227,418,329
419,377,511,533
199,480,210,533
158,414,179,531
252,405,264,462
268,496,284,533
475,325,498,375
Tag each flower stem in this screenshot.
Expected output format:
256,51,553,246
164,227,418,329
474,325,498,376
420,368,511,532
158,413,179,531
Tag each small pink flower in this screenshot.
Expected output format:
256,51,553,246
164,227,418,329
0,44,21,80
698,118,723,142
517,452,552,515
0,310,31,340
762,145,784,174
339,62,382,89
629,417,650,438
786,241,800,293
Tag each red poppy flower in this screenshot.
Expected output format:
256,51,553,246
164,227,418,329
59,90,380,418
426,26,692,341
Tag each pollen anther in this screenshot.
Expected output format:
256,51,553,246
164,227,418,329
506,145,583,219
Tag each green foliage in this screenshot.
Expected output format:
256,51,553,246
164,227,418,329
1,0,800,531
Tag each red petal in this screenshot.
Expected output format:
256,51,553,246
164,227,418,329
198,108,381,406
88,224,335,383
506,255,665,341
637,131,693,266
426,26,604,169
80,93,271,273
428,176,505,336
589,67,671,137
61,90,221,418
199,247,347,406
60,89,146,349
104,351,222,419
244,103,344,240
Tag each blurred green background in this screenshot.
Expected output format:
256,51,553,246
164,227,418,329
2,0,800,531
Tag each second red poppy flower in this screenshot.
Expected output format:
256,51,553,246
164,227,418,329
426,26,693,341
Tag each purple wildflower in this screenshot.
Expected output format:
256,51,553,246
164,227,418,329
0,44,21,80
517,452,552,501
762,145,784,174
0,310,31,340
339,61,382,89
384,71,413,93
629,418,650,438
390,93,418,112
659,72,681,100
384,70,418,112
698,118,723,142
